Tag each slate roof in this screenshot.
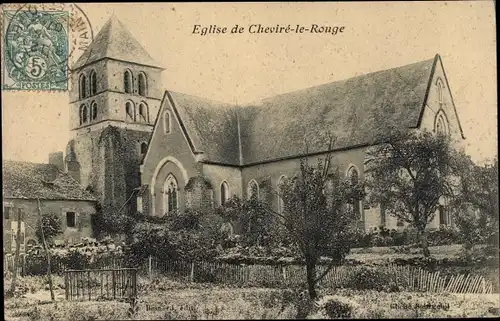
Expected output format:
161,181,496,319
72,15,163,70
2,161,96,201
166,91,241,165
239,57,436,164
164,55,442,165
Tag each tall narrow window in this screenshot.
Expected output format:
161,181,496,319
79,74,87,99
163,111,171,134
138,72,147,96
66,212,76,228
220,181,230,205
81,105,89,124
437,79,444,106
163,174,178,215
79,105,85,125
439,205,449,225
91,101,97,120
125,101,134,121
277,176,287,215
348,166,361,220
140,142,148,155
137,196,143,213
4,205,11,220
380,201,386,226
138,102,148,122
247,180,259,200
124,70,133,94
90,70,97,96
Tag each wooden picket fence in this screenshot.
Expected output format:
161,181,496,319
64,268,138,301
147,258,494,294
3,254,25,276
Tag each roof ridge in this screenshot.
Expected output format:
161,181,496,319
3,159,51,166
166,90,238,109
254,56,436,105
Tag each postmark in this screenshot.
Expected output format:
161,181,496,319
1,3,93,91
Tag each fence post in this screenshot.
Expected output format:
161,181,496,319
148,256,152,280
112,270,116,299
190,262,195,283
88,271,91,301
64,272,69,300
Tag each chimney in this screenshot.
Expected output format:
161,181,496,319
49,152,64,172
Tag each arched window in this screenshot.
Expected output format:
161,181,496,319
163,111,171,134
138,102,148,122
247,180,259,200
277,175,287,215
79,74,87,99
163,174,178,215
79,104,85,125
91,101,97,120
124,70,133,94
434,111,449,136
140,142,148,155
138,72,147,96
90,70,97,96
347,166,361,220
125,101,134,121
220,181,230,205
221,222,234,237
80,104,89,124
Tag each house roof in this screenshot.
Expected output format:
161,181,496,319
162,55,444,166
166,91,241,165
72,15,163,70
2,161,96,201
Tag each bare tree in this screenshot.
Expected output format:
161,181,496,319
263,136,363,299
7,208,23,298
37,198,55,301
365,130,459,257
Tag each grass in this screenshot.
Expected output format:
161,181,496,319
4,244,499,320
314,289,500,318
5,281,500,321
4,278,500,320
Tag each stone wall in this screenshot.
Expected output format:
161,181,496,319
3,198,96,253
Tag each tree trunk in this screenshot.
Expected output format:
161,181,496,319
305,261,317,300
37,199,55,301
418,228,430,257
8,208,23,297
463,241,474,263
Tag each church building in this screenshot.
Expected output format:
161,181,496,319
64,16,466,232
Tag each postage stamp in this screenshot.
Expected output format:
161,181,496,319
3,9,69,90
2,3,93,91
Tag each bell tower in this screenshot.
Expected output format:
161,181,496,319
65,15,164,221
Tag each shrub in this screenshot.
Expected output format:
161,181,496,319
344,266,405,292
428,226,462,246
351,226,461,249
313,295,359,319
61,250,92,270
35,212,62,244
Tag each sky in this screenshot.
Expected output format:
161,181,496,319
2,2,497,164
